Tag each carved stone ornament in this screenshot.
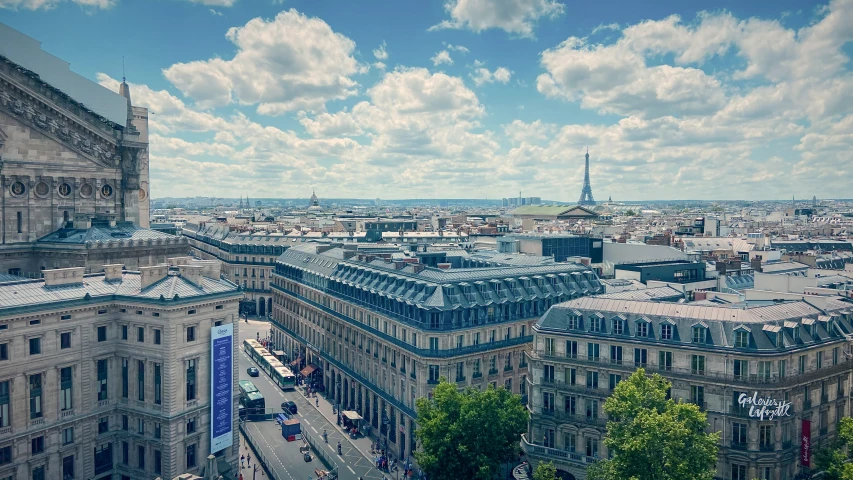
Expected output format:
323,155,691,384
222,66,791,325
80,183,93,197
10,181,25,196
34,181,49,197
0,78,118,167
58,183,72,197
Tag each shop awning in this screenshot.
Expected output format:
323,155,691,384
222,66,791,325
300,364,318,376
342,411,363,421
289,356,302,367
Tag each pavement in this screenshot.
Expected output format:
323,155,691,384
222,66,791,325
238,319,410,480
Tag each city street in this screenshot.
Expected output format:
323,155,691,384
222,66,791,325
238,319,393,480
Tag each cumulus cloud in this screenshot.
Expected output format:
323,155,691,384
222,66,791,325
209,8,222,15
470,66,512,86
431,50,453,66
430,0,564,37
443,43,470,53
163,9,364,114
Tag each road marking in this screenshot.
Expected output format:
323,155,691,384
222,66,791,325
303,419,310,425
348,466,356,474
311,426,317,433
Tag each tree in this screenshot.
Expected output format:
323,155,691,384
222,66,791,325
414,379,528,480
587,369,720,480
815,417,853,480
533,461,557,480
625,209,636,216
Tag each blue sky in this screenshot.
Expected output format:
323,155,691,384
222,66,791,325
2,0,851,201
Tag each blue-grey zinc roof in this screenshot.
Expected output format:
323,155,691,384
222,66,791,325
277,244,603,310
0,272,238,313
38,223,180,244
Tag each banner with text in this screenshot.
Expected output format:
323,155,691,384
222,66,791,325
801,419,811,467
211,323,234,453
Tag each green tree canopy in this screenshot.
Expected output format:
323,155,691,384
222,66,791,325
587,369,720,480
414,379,528,480
625,209,636,216
815,417,853,480
533,461,557,480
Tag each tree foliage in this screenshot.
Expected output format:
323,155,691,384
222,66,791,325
625,209,636,216
414,379,528,480
587,369,720,480
533,461,557,480
815,417,853,480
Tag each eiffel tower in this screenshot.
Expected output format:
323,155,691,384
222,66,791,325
578,148,596,206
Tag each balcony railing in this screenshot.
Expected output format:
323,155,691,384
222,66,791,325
541,377,609,397
531,351,853,389
730,442,748,451
531,409,608,427
520,434,599,466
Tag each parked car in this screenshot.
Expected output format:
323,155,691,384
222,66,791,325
281,400,298,414
247,367,259,377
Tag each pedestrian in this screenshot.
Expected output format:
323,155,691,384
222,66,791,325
315,397,319,407
240,454,245,468
239,473,243,480
247,453,251,466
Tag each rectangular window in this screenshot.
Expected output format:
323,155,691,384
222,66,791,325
691,355,705,375
122,441,129,464
138,361,145,401
122,415,128,431
732,422,747,445
138,418,144,435
16,211,22,234
155,329,161,345
29,337,41,355
186,359,197,401
609,373,622,390
734,330,749,348
187,417,196,434
586,371,599,389
60,366,73,411
691,385,705,408
121,358,129,398
97,359,109,401
155,450,162,475
732,464,747,480
63,455,75,480
799,355,807,373
155,422,161,439
60,332,71,349
659,351,673,371
565,368,576,385
94,443,113,474
757,361,771,381
778,359,786,378
98,417,109,434
586,399,598,419
0,381,8,428
186,444,197,468
155,364,162,405
138,445,146,470
587,342,599,361
564,395,576,415
29,373,43,419
429,337,438,350
121,325,128,340
97,326,107,342
137,327,144,342
817,351,824,369
733,359,748,379
31,435,44,454
634,348,648,367
660,323,673,340
759,424,774,447
636,321,648,337
609,345,623,364
0,446,9,465
566,340,578,359
32,466,44,480
543,392,555,412
62,427,74,445
428,364,440,383
187,326,196,342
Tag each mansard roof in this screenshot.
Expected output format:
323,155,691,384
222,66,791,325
537,295,853,351
38,222,182,245
277,243,603,310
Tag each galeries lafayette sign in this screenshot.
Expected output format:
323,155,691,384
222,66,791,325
738,392,793,421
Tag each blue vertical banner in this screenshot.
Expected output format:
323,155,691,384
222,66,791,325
211,323,234,453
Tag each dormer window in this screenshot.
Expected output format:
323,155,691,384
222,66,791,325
661,323,673,341
590,315,603,333
612,317,625,335
692,325,707,344
636,318,650,338
734,330,750,348
568,311,581,330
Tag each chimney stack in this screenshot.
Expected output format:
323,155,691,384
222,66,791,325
103,264,124,281
167,256,192,267
751,255,763,273
139,265,169,290
43,267,86,287
73,213,92,230
178,265,204,288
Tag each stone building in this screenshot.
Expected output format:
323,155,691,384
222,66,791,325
0,260,242,480
184,224,296,317
524,296,853,480
270,243,603,460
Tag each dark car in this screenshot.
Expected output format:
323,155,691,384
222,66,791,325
281,400,297,414
247,367,259,377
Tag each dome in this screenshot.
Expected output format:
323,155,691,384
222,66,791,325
308,190,322,211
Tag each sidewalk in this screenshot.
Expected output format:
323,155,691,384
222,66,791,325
299,384,419,476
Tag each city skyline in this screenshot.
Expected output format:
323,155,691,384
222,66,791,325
2,0,851,201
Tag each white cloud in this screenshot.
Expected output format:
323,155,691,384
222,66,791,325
591,22,619,35
470,66,512,86
373,41,388,60
430,0,564,37
188,0,236,5
209,8,222,15
162,9,364,114
373,62,387,70
443,43,470,53
431,50,453,66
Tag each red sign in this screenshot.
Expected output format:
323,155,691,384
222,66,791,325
801,419,811,467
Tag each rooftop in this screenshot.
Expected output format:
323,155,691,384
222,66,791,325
38,222,182,245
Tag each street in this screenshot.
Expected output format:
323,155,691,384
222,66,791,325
238,319,394,480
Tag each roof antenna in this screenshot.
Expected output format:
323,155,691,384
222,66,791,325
122,56,126,83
